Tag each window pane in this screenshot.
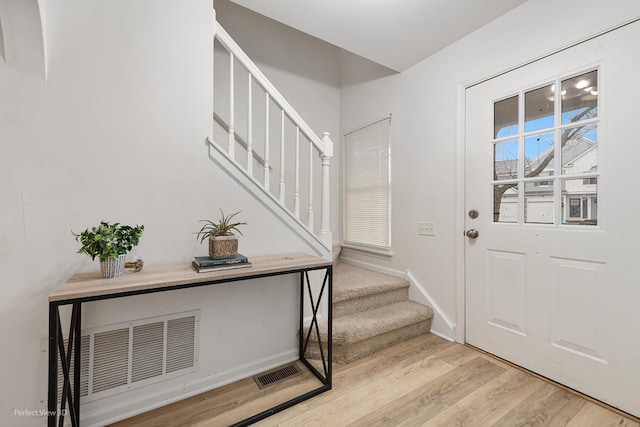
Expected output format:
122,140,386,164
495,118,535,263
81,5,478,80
524,132,554,178
494,95,518,138
489,69,600,228
525,182,553,224
561,124,597,175
561,70,598,124
494,140,518,180
494,184,518,223
561,178,597,226
525,84,554,132
344,118,391,248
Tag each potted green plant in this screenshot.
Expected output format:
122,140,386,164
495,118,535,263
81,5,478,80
73,221,144,279
196,210,246,259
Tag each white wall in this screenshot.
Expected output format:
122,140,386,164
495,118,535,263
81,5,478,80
0,0,334,425
339,0,640,339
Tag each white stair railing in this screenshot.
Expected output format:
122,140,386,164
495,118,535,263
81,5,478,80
210,17,333,250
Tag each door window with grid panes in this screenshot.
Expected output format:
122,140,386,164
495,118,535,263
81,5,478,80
493,70,599,225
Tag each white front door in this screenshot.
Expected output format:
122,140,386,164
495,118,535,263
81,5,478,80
465,21,640,417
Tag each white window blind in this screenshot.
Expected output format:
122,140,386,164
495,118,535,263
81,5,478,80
344,117,391,250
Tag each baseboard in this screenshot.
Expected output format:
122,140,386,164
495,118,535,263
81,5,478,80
82,348,298,427
406,270,456,341
338,256,456,341
338,256,406,279
427,327,455,342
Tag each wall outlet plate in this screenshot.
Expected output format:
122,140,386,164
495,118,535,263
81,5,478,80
418,221,436,236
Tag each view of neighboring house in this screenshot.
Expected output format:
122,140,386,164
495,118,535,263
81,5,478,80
496,134,598,225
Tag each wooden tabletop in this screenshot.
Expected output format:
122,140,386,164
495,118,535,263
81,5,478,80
49,253,331,303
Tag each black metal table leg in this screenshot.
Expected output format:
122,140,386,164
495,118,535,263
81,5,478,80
48,303,58,427
49,303,82,427
74,303,81,424
300,267,332,384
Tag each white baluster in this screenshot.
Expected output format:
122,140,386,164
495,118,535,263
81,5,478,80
247,74,253,175
308,143,314,230
294,127,300,218
228,53,235,158
320,132,333,246
264,92,270,190
279,110,285,204
213,20,334,251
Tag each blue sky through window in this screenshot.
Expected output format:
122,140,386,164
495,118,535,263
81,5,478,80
495,111,597,162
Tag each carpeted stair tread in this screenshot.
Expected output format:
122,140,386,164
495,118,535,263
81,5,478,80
306,261,434,364
333,263,409,303
313,301,433,345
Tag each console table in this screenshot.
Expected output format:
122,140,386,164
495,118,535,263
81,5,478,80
48,253,333,426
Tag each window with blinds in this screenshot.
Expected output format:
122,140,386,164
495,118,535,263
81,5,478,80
343,117,391,250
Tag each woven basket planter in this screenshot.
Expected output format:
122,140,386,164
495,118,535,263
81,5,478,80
209,235,238,259
100,254,126,279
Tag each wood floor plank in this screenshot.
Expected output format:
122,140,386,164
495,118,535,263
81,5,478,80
271,353,456,426
427,341,479,367
111,362,320,427
566,402,640,427
347,356,507,427
111,334,639,427
493,382,586,427
423,369,544,427
253,334,456,426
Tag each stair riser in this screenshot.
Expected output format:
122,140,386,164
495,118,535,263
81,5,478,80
334,288,409,318
306,320,432,364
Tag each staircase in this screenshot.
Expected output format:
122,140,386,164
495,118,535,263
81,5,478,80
307,254,434,364
213,17,433,364
211,16,333,258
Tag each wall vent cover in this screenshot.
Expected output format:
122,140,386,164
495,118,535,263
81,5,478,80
56,310,199,404
253,363,302,389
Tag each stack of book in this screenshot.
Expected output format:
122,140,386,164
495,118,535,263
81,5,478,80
192,253,251,273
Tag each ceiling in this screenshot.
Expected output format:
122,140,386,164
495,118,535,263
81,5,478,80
228,0,528,72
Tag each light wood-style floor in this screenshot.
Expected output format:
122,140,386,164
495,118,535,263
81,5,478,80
112,334,639,427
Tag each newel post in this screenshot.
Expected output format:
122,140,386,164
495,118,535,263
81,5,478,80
320,132,333,247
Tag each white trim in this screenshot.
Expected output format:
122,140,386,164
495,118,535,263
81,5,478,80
429,329,455,343
338,256,404,279
340,243,394,260
455,83,467,344
406,270,455,341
